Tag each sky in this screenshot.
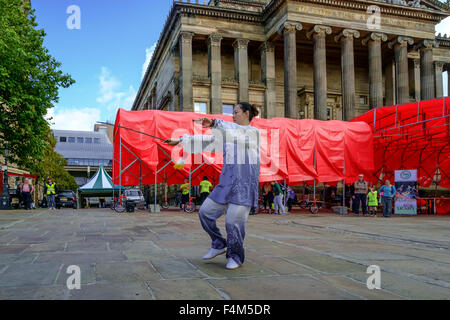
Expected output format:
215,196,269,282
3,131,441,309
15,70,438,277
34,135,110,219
31,0,450,132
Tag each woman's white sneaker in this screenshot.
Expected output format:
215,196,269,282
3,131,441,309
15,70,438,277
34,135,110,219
226,258,241,270
202,248,226,260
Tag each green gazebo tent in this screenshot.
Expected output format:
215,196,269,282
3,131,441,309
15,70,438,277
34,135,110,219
77,166,124,207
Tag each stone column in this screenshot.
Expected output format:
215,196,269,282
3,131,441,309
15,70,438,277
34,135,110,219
448,66,450,97
335,29,360,120
179,31,194,112
278,22,302,119
233,38,250,102
414,39,437,101
385,59,395,106
414,59,421,101
208,34,223,114
388,36,413,104
307,25,332,121
260,41,276,119
435,61,445,98
362,33,387,109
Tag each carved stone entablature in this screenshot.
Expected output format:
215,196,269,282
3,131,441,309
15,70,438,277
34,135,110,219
306,25,332,39
380,0,427,10
249,80,266,88
361,32,388,46
334,29,360,42
222,77,238,84
413,39,439,50
213,0,267,12
277,22,303,35
263,0,447,23
436,33,450,48
178,5,262,23
388,36,414,49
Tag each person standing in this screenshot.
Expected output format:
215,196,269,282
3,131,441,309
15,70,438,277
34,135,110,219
165,102,261,270
353,174,368,216
379,180,397,218
199,176,213,204
286,185,295,213
21,179,34,210
367,186,378,217
272,181,287,215
179,178,190,212
44,178,58,210
261,183,273,214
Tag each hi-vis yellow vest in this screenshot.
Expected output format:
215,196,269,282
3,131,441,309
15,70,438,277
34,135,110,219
46,183,56,195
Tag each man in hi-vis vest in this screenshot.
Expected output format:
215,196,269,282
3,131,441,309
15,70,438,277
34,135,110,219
44,178,58,210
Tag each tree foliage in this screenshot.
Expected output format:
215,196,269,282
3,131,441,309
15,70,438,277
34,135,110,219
0,0,75,169
32,131,78,192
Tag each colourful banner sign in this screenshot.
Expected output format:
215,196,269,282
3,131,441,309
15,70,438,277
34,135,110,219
395,170,417,215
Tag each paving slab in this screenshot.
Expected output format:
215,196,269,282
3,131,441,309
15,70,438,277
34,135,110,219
95,261,161,283
68,282,153,300
0,263,61,287
150,257,204,280
0,208,449,300
146,279,224,300
209,275,358,300
0,285,69,300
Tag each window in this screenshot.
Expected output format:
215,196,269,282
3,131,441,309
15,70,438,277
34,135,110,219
85,138,92,144
359,96,367,105
77,137,84,143
68,137,75,143
222,104,234,116
94,138,100,144
327,108,331,121
194,102,207,114
60,137,67,143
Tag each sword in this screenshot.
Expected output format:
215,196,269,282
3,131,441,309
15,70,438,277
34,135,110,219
96,122,168,142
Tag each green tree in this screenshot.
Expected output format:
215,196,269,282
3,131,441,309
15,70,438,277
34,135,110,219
0,0,75,169
32,132,78,192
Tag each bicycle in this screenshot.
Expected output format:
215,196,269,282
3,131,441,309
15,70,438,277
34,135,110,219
184,196,197,213
112,195,127,213
161,192,182,209
309,198,322,214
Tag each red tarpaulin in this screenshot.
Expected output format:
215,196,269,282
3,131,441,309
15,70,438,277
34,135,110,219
351,98,450,188
113,109,374,187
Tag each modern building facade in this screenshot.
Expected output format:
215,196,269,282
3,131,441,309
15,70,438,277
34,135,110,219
53,130,113,186
132,0,450,121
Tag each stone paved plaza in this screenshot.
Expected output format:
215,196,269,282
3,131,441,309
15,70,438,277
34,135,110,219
0,208,449,300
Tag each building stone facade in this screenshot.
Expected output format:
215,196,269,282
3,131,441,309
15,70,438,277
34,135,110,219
133,0,450,121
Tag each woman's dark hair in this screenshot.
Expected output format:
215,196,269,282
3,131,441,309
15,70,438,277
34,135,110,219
236,102,260,122
203,176,208,180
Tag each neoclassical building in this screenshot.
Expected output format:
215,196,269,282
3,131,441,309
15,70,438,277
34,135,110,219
132,0,450,121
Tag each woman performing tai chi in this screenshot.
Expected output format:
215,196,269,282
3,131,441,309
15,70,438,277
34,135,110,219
165,102,261,270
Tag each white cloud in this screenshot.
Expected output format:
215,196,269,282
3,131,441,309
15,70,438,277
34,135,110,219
436,16,450,36
142,43,157,79
46,107,102,131
97,67,137,111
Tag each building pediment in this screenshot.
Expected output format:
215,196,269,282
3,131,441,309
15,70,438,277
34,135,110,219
373,0,449,12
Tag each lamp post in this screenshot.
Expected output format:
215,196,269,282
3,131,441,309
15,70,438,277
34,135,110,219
0,145,11,210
